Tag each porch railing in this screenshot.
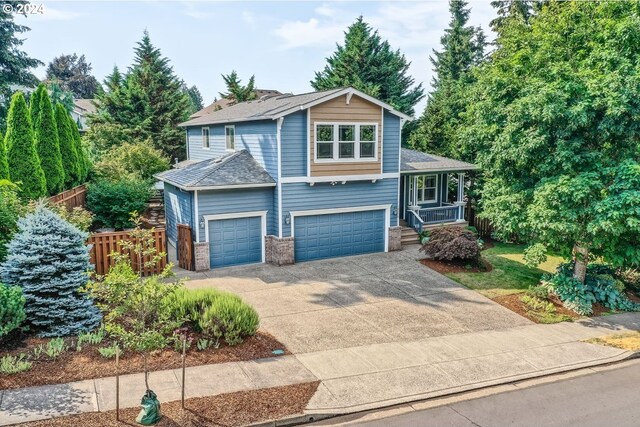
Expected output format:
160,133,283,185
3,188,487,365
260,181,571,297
407,204,464,232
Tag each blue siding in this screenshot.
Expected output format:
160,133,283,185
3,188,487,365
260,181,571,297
400,173,450,221
294,211,385,261
382,112,400,173
186,120,278,178
209,217,262,267
281,110,307,177
280,178,399,237
163,183,193,244
197,188,274,241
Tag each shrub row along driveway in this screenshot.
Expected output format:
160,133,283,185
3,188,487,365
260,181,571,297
184,246,531,354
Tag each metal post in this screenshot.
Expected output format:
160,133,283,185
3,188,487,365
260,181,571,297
115,346,120,421
181,338,186,409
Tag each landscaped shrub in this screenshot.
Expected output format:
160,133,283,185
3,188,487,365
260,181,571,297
0,206,102,337
0,181,24,262
544,262,640,316
0,354,31,374
615,268,640,295
87,179,153,229
165,288,259,346
94,140,170,183
420,226,481,261
0,283,26,337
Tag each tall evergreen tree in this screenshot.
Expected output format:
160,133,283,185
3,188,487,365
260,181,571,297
219,71,257,103
45,53,101,99
34,89,65,194
0,206,101,337
69,113,88,182
55,103,80,188
409,0,485,157
91,31,191,160
0,1,43,132
5,92,46,200
0,129,7,179
29,84,45,128
490,0,535,32
185,84,204,112
311,17,424,116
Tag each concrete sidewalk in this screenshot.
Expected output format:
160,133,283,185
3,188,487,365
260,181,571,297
302,312,640,414
0,355,316,426
1,313,638,426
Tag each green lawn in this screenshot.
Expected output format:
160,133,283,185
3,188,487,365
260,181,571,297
446,242,564,299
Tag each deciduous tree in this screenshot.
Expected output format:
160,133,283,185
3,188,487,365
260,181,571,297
45,53,101,99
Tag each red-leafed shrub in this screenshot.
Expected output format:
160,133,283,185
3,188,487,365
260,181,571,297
420,226,481,261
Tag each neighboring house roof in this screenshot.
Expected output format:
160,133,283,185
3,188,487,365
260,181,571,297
179,87,412,127
190,89,283,118
155,150,276,191
401,148,478,173
73,99,97,116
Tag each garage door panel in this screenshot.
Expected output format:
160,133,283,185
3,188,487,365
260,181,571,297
294,210,385,262
209,216,262,268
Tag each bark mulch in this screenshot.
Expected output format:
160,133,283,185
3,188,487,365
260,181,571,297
18,381,320,427
492,293,580,323
421,257,493,274
0,331,288,390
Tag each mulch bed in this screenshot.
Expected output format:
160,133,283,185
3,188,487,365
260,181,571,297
0,331,288,390
421,257,493,274
18,381,320,427
492,293,580,323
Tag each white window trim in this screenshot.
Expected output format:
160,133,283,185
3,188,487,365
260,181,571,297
203,210,268,264
225,125,235,152
314,122,378,163
202,127,210,149
415,174,438,204
289,204,391,252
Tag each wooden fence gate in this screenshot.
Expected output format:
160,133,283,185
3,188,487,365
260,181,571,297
88,228,167,276
177,224,194,271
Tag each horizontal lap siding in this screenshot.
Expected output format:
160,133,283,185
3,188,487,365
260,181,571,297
164,183,193,244
197,188,274,241
382,112,400,173
309,95,382,176
186,121,278,179
280,178,399,237
281,110,307,177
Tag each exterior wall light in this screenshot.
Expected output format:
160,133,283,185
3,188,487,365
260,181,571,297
199,216,205,229
284,214,291,225
392,205,398,216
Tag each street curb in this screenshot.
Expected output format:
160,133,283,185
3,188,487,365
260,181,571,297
252,350,639,426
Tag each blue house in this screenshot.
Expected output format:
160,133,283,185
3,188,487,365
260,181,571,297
156,87,476,270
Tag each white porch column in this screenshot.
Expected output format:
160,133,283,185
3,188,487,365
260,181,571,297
455,173,466,222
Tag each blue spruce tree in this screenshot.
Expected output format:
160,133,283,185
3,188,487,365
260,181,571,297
0,206,101,337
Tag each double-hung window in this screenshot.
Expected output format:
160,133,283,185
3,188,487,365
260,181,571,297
202,127,210,149
315,123,377,161
225,125,235,151
416,175,437,203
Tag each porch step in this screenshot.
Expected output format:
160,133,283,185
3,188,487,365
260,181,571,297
401,226,420,245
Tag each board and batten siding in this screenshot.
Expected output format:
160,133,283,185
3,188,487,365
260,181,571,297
186,120,278,179
164,183,193,245
281,110,307,177
280,178,399,237
382,111,401,174
196,188,274,242
309,94,382,177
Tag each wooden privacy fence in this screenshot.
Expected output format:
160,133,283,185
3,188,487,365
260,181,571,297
466,206,494,238
50,184,87,209
177,224,194,271
88,228,167,276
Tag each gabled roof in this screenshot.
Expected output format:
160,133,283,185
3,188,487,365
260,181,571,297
73,99,97,115
190,89,283,118
179,87,412,127
155,150,275,191
401,148,478,173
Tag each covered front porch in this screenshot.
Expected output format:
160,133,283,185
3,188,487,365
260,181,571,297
399,148,478,232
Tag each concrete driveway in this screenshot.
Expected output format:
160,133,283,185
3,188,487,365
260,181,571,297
184,246,531,354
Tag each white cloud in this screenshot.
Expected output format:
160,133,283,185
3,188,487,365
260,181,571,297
181,1,211,20
315,4,336,18
273,18,345,50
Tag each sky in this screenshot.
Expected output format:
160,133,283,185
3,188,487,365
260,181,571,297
15,0,497,114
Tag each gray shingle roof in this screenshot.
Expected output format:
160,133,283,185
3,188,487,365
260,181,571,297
190,89,283,118
180,88,344,127
401,148,477,173
155,150,275,190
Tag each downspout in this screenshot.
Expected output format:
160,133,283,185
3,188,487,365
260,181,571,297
276,117,284,238
194,190,199,242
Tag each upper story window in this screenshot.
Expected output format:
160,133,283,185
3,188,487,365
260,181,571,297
202,127,210,149
225,125,235,151
315,123,378,162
